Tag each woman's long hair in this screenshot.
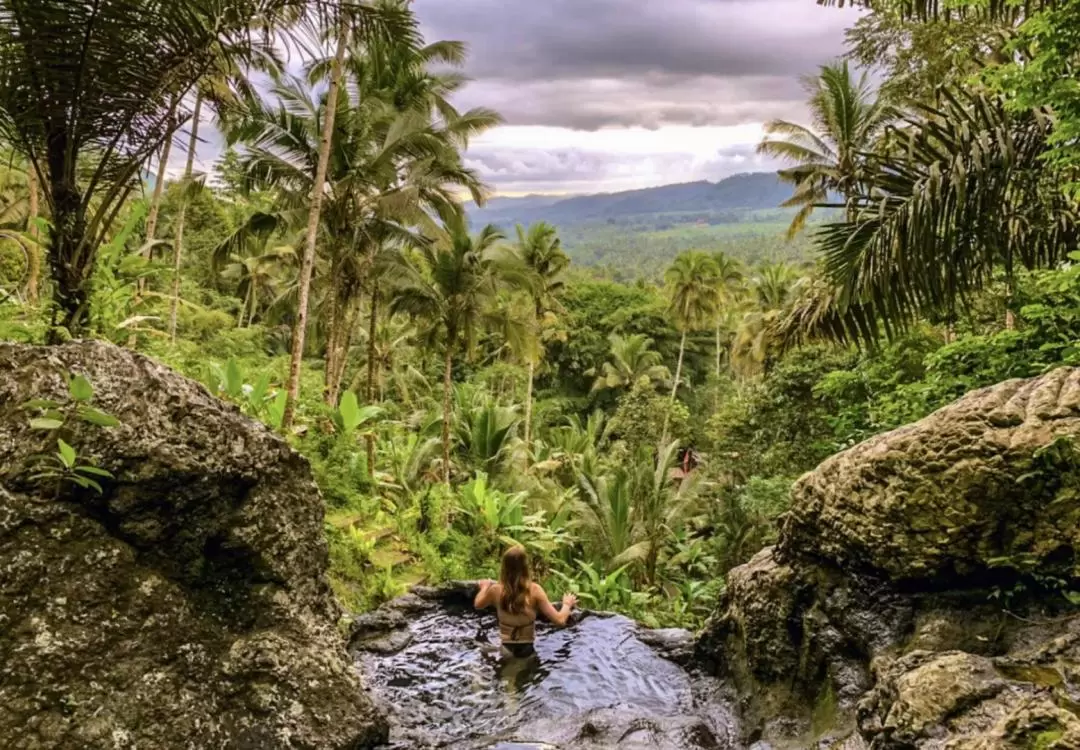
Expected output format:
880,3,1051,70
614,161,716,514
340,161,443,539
499,545,532,615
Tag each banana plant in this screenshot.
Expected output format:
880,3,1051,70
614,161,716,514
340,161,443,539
458,471,526,538
554,560,632,612
333,391,384,435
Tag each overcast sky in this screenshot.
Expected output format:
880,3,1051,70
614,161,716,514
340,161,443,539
416,0,862,195
182,0,861,197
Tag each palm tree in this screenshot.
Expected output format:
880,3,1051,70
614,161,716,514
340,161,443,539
711,251,744,378
221,245,296,328
664,252,722,430
757,60,893,238
731,262,801,377
167,94,204,343
388,216,505,484
507,222,570,460
231,32,494,410
779,90,1078,348
281,2,420,428
0,0,296,339
590,333,671,396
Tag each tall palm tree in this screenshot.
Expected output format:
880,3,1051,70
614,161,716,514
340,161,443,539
233,25,495,410
590,333,671,396
507,222,569,460
388,216,505,484
664,251,722,422
711,251,744,378
757,60,893,238
167,94,204,343
281,2,420,428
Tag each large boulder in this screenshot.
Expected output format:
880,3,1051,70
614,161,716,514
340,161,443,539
698,369,1080,749
0,341,386,749
785,367,1080,582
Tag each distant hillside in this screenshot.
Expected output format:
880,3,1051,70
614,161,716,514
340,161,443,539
468,172,792,228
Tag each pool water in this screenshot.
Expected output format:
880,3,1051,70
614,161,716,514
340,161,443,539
357,606,737,749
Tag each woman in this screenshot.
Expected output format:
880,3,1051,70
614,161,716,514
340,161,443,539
474,545,578,657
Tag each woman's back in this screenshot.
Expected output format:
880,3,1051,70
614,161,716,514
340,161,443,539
473,546,578,658
492,582,537,644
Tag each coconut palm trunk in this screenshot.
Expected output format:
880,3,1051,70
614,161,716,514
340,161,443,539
168,93,203,343
661,329,688,445
26,165,39,305
282,27,348,429
523,359,535,463
441,342,454,485
365,284,379,477
715,324,722,379
237,282,250,328
145,96,180,251
328,296,357,406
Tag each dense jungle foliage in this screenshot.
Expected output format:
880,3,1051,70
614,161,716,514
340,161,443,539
1,0,1078,628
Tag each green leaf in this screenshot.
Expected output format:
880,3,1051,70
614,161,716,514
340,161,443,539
69,475,104,494
225,359,244,399
69,374,94,402
29,417,64,431
266,391,287,430
78,406,120,428
57,439,77,469
336,391,361,433
22,398,61,411
76,465,114,479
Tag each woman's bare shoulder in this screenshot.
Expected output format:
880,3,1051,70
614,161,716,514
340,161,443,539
528,582,549,600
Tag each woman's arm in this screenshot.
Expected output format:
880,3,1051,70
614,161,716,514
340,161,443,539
532,583,578,627
474,579,497,609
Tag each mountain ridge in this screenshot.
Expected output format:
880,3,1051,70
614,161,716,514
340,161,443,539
468,172,792,229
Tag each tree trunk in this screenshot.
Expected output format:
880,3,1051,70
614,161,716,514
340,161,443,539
523,359,535,466
46,127,91,341
25,165,40,305
323,279,344,404
145,97,179,245
282,28,348,430
442,344,454,485
325,284,358,408
168,93,203,344
715,324,722,379
365,285,379,478
248,278,258,326
661,330,688,447
670,330,687,404
331,300,356,405
1005,274,1017,331
237,283,249,328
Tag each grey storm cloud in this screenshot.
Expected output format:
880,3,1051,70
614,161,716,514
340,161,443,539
414,0,859,130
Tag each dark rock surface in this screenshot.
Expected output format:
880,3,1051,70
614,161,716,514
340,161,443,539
698,369,1080,749
0,341,386,749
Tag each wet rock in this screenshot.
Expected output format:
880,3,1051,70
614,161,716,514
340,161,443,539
698,368,1080,749
503,705,736,749
0,342,386,749
636,627,696,666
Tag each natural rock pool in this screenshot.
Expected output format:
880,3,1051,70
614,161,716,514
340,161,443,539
354,594,738,749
